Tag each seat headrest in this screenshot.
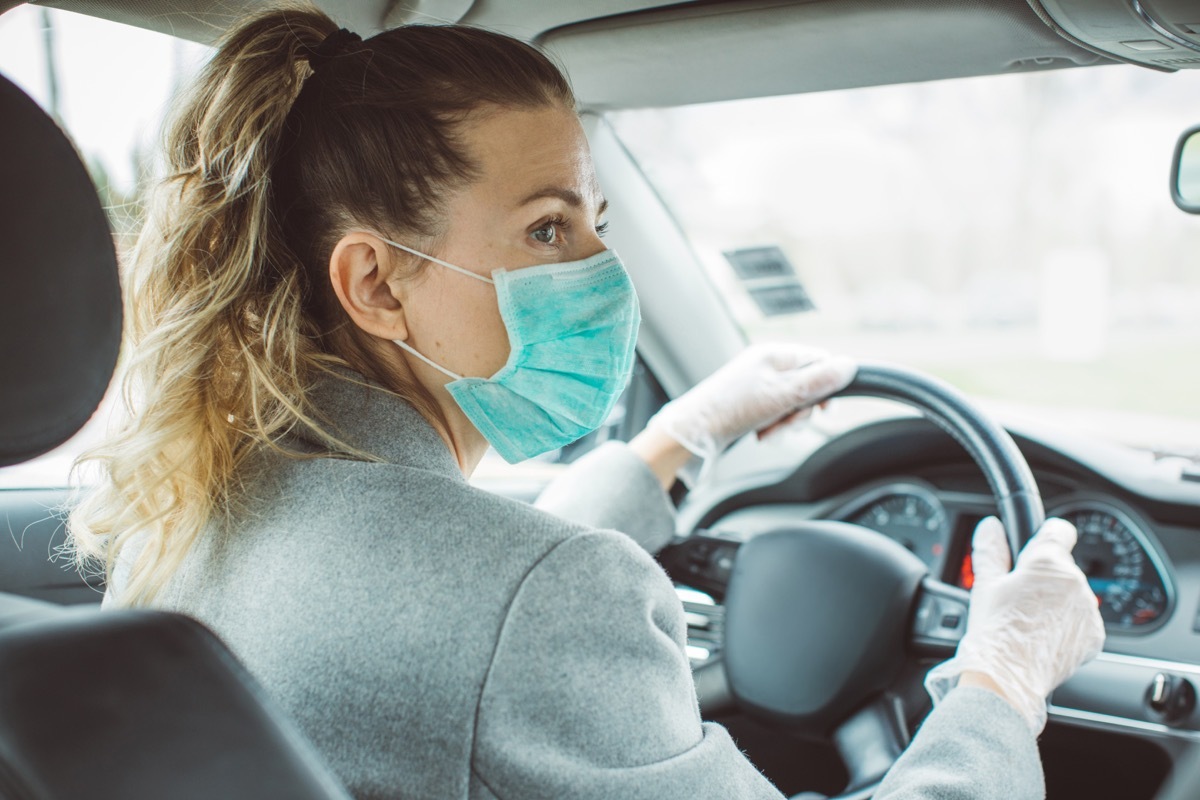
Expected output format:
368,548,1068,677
0,72,122,467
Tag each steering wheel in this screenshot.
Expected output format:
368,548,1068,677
690,363,1045,799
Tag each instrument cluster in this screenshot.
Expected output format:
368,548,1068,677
838,484,1173,633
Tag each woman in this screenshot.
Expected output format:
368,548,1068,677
71,5,1104,799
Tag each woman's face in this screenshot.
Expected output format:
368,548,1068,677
392,105,609,383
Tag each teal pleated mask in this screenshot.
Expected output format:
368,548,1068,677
379,237,641,463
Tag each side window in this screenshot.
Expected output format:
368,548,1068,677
0,7,210,489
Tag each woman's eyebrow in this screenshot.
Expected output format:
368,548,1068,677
517,187,609,217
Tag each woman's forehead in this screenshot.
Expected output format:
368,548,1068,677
462,106,603,212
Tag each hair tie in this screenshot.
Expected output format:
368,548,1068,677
307,28,362,72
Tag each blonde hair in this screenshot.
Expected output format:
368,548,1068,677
69,3,575,606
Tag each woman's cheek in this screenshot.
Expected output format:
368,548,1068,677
437,285,509,378
475,299,512,376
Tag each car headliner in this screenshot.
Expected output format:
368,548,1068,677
13,0,1109,109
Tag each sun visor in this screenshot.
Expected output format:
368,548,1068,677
542,0,1107,111
1027,0,1200,70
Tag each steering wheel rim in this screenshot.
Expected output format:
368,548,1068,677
840,362,1044,556
715,361,1046,797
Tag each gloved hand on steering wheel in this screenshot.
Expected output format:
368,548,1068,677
645,343,857,484
926,516,1106,734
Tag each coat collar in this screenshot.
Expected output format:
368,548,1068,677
297,366,464,482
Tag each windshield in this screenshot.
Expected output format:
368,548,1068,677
609,66,1200,456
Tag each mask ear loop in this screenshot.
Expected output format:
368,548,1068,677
351,231,492,380
363,231,496,285
393,339,465,381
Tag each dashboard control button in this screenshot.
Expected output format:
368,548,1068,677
911,579,970,651
1146,672,1196,723
658,532,743,602
1148,673,1170,713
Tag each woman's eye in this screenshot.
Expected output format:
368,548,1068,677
596,221,610,238
531,223,558,245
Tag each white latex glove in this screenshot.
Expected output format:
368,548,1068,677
925,516,1106,734
646,343,857,473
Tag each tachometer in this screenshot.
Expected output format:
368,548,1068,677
847,485,949,571
1051,501,1172,631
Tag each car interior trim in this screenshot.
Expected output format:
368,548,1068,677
1053,651,1200,734
1128,0,1200,54
1022,0,1166,69
1050,704,1200,743
543,0,1110,110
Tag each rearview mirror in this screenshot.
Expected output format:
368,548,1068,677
1171,125,1200,213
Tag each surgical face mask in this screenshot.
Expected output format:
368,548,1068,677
377,236,641,464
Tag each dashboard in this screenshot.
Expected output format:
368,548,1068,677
669,417,1200,661
660,415,1200,795
836,482,1174,633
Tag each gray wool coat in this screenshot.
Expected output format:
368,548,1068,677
106,370,1043,800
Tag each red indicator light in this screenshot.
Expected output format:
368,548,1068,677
960,553,974,590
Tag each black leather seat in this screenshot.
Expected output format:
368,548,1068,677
0,71,352,800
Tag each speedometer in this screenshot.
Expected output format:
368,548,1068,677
847,485,949,571
1051,501,1172,632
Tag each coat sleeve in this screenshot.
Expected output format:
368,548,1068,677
534,442,677,554
471,530,1047,800
874,686,1044,800
470,530,783,800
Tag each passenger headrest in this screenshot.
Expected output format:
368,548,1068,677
0,72,122,467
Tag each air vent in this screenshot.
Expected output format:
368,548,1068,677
1154,57,1200,65
676,586,724,667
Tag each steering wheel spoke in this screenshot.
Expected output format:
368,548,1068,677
910,577,969,658
831,694,910,795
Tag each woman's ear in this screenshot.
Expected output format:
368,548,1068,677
328,233,408,341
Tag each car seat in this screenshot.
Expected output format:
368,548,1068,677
0,69,353,800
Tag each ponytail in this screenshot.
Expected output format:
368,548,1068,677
69,3,576,605
69,5,342,605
